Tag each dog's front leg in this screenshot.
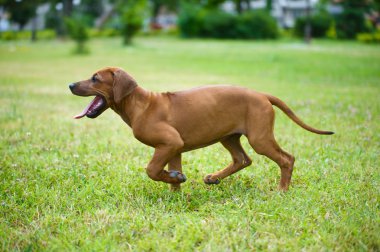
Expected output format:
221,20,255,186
168,154,183,191
146,146,186,186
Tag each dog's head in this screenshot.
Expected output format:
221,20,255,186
69,67,137,119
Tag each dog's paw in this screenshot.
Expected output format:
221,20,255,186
204,174,221,185
169,170,187,183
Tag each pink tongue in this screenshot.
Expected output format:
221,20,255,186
74,96,103,119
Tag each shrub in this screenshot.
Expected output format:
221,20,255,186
326,21,337,39
37,29,56,40
0,29,55,41
294,12,333,38
356,30,380,43
178,4,279,40
335,8,369,39
201,10,237,38
120,2,145,45
65,17,90,54
237,10,278,39
88,28,120,38
178,3,205,38
0,31,18,40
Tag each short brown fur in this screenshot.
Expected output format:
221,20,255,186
70,67,334,191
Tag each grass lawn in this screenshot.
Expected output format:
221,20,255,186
0,37,379,251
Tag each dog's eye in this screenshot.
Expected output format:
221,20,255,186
91,75,97,82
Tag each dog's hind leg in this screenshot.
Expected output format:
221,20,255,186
247,107,295,191
249,137,295,191
204,134,252,185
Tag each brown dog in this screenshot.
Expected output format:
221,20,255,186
69,67,333,191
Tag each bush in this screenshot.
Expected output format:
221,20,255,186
201,10,237,38
178,4,278,40
0,31,18,40
356,30,380,43
88,28,120,38
237,11,278,39
326,21,337,39
65,17,90,54
335,8,369,39
0,30,55,41
294,12,333,38
178,3,205,38
36,29,56,40
120,2,145,45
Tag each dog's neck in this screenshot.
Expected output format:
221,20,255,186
112,86,152,127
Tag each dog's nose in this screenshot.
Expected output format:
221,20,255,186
69,83,76,91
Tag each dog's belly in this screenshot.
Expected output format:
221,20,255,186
169,86,253,150
175,115,246,150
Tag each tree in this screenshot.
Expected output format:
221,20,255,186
1,0,36,30
74,0,103,26
266,0,272,12
65,16,89,54
233,0,252,14
0,0,49,41
119,0,146,44
44,0,74,37
304,0,312,43
335,0,371,38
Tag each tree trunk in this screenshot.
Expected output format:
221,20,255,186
63,0,73,17
235,0,243,14
266,0,273,12
304,0,312,44
31,14,37,42
244,0,251,11
151,2,161,26
95,6,115,29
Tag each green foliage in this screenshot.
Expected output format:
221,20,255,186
294,12,333,38
88,28,121,38
43,0,103,37
0,30,55,41
37,29,58,40
0,31,18,40
0,37,379,251
178,4,278,39
0,28,121,41
44,4,61,35
335,8,369,39
332,0,373,39
120,1,146,45
74,0,103,26
237,10,279,39
1,0,39,30
178,3,205,38
64,17,90,54
357,30,380,43
201,10,237,38
326,20,337,39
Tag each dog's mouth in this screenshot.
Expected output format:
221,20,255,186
74,95,107,119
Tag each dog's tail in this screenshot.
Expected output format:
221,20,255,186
265,94,334,135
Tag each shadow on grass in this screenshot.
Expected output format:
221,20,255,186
128,174,283,214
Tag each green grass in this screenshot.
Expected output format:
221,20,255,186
0,37,379,251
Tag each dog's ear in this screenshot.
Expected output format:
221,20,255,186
112,69,137,104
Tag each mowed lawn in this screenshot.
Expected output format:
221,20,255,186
0,37,379,251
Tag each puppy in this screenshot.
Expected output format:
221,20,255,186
69,67,333,191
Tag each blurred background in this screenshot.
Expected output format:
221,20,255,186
0,0,379,48
1,1,380,251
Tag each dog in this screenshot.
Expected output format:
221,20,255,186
69,67,333,191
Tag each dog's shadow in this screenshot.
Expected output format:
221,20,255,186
134,176,279,213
